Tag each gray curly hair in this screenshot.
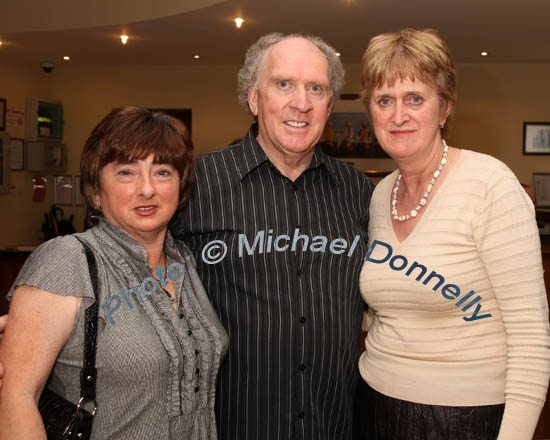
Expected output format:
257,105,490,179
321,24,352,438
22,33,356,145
237,32,345,113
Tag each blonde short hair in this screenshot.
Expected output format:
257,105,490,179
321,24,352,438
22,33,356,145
360,28,456,134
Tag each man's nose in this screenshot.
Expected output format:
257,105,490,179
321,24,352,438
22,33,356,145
290,86,313,112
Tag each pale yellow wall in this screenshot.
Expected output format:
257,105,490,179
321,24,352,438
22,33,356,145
0,61,549,246
453,63,550,185
49,64,251,160
0,64,51,246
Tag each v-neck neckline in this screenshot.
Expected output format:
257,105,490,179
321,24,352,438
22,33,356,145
386,149,464,247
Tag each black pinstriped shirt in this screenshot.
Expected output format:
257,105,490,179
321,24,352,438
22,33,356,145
171,124,373,440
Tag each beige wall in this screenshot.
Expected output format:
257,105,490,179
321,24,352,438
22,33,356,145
0,61,549,246
0,63,50,246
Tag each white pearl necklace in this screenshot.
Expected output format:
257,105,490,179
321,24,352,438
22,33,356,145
391,140,448,222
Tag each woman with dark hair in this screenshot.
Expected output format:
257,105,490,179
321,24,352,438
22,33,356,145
356,29,550,440
0,107,228,439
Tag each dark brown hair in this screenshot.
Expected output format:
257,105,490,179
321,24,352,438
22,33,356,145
80,106,195,219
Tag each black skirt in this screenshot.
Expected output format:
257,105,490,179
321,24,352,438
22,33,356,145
354,379,504,440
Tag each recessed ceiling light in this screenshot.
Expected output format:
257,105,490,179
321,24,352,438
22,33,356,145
234,17,244,28
120,34,129,45
336,52,341,57
193,55,200,59
0,41,3,47
63,56,70,61
481,51,488,56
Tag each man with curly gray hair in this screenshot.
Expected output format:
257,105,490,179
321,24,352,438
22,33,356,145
178,33,373,440
173,32,373,440
237,32,345,112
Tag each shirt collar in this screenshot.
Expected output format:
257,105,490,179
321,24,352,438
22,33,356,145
235,124,270,180
236,123,342,186
92,216,183,266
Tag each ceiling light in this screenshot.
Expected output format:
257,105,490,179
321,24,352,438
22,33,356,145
234,17,244,28
481,51,488,56
0,41,3,47
63,56,70,61
120,34,129,45
335,52,341,57
193,55,200,59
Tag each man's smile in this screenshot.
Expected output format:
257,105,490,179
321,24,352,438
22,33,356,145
285,120,308,128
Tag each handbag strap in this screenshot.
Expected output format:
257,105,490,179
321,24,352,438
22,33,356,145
74,236,99,409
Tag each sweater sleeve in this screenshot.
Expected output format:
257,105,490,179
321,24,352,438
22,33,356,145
474,165,550,440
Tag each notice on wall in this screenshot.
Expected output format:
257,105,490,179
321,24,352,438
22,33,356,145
6,107,24,129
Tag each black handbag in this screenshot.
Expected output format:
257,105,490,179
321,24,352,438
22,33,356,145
38,237,99,440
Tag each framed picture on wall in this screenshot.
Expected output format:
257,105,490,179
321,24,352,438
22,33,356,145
9,138,24,170
0,98,6,131
534,173,550,208
319,94,396,177
54,175,74,205
74,175,83,205
523,122,550,155
0,132,9,193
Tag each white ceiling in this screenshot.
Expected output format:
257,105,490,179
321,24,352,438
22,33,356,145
0,0,549,69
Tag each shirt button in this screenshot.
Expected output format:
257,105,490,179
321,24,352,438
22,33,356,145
195,350,199,355
299,411,305,418
187,330,193,336
194,386,200,392
196,368,200,374
300,316,306,324
299,364,306,372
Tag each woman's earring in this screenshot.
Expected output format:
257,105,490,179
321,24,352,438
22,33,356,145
440,122,445,129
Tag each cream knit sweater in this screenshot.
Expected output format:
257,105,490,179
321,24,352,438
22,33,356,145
359,149,550,440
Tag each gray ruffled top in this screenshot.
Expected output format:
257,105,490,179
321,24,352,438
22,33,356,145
7,218,228,439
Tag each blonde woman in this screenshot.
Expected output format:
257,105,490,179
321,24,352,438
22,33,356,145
355,29,550,440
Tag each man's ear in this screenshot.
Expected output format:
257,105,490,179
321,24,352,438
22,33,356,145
248,86,259,116
327,98,334,115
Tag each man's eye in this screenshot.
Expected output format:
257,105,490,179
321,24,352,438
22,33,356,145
310,84,323,94
278,81,289,88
